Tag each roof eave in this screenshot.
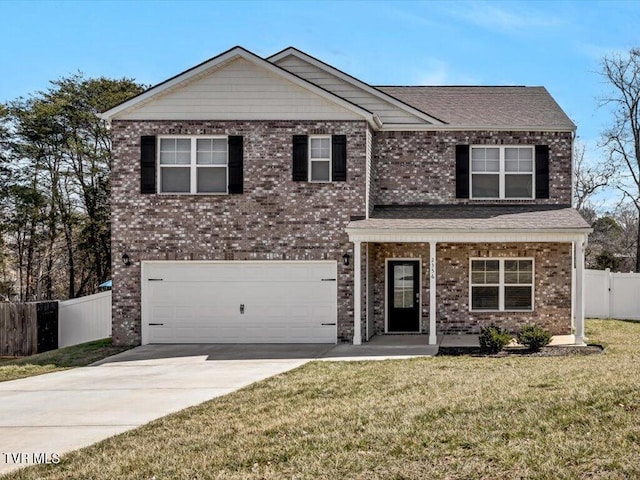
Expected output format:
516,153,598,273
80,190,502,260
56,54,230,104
379,124,577,132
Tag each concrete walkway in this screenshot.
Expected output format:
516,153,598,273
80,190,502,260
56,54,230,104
0,344,333,475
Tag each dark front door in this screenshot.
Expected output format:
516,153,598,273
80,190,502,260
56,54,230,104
387,260,420,332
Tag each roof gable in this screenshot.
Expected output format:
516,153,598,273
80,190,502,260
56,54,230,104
268,47,445,125
102,47,377,125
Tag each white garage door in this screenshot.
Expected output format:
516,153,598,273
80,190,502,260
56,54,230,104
141,261,337,344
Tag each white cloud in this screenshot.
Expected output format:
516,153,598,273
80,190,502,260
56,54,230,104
445,1,563,34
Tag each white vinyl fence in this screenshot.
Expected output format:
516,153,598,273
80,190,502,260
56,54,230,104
58,291,112,347
585,269,640,320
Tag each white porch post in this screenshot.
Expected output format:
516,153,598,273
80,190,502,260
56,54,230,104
575,237,586,346
353,240,362,345
429,242,437,345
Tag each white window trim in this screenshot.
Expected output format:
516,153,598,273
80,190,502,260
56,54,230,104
157,136,229,195
469,257,535,312
469,145,535,200
308,135,332,183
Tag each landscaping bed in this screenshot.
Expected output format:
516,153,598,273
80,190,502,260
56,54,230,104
438,344,605,356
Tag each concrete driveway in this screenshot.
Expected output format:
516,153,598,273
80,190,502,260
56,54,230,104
0,344,334,475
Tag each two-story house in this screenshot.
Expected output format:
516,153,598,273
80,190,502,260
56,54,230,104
101,46,590,347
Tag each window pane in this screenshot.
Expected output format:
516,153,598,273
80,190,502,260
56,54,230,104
519,260,533,272
394,265,414,309
486,148,499,160
520,160,533,172
196,150,213,164
504,272,518,284
505,159,519,172
504,260,518,272
472,174,499,197
505,148,519,160
161,167,190,193
197,167,226,193
471,272,485,284
471,148,485,160
505,175,533,198
311,160,330,181
485,271,499,283
486,260,499,271
519,272,533,284
471,260,486,271
159,151,175,164
472,159,485,172
472,286,499,310
486,159,500,172
310,138,330,159
505,286,532,310
519,148,533,160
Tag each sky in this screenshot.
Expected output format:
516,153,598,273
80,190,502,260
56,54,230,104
1,0,639,207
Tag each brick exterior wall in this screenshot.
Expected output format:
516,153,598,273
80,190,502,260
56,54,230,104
374,130,572,205
370,242,572,336
111,120,368,346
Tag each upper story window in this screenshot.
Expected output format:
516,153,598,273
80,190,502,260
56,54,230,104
159,137,228,194
309,136,332,182
470,146,534,199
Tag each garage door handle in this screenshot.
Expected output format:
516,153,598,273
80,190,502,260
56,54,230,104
149,323,164,326
148,278,164,281
321,323,336,326
321,278,336,281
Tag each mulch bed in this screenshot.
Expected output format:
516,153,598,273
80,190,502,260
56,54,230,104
438,344,605,357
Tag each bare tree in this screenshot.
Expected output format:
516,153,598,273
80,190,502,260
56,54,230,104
600,49,640,272
573,140,615,212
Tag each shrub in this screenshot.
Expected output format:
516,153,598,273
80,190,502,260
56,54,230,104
479,324,512,354
517,324,552,352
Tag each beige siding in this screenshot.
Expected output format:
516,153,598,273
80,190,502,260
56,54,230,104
116,58,362,121
275,55,428,125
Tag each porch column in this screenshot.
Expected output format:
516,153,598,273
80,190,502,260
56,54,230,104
429,242,437,345
353,240,362,345
575,237,586,346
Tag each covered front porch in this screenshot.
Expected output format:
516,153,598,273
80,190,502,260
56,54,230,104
345,205,592,347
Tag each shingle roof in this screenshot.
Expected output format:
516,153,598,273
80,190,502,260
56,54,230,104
348,205,590,231
375,86,575,130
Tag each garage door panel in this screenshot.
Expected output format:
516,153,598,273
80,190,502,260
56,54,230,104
143,261,337,344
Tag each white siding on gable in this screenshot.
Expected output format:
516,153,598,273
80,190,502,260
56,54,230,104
275,55,428,125
115,58,363,121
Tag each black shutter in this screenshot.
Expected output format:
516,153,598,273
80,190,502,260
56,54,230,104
140,135,156,194
455,145,470,199
292,135,308,181
228,136,243,194
331,135,347,181
535,145,550,199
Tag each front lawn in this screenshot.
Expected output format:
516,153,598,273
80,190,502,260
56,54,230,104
0,339,131,382
7,320,640,479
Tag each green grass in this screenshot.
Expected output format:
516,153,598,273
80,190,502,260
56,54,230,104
7,320,640,479
0,339,131,382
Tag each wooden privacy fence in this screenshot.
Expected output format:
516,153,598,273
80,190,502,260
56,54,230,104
585,269,640,320
0,301,58,356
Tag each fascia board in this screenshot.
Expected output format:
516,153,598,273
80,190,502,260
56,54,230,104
380,124,577,132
